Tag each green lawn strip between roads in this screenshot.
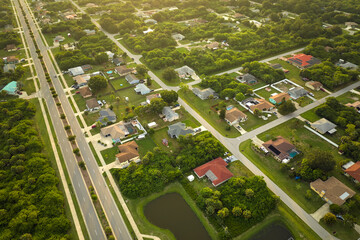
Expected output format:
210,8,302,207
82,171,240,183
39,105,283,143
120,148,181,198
89,142,103,167
32,99,89,240
235,202,322,240
122,181,218,240
178,89,241,138
76,115,84,128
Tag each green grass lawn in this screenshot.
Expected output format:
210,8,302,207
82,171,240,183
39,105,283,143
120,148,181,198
123,181,218,240
178,89,241,138
76,116,84,128
110,77,131,90
149,127,180,152
320,219,360,240
255,87,280,100
238,108,277,131
64,74,75,87
21,79,36,95
100,146,118,165
83,112,99,126
300,108,321,122
136,137,157,157
336,91,360,104
296,96,313,107
89,142,102,166
239,139,324,213
72,94,87,111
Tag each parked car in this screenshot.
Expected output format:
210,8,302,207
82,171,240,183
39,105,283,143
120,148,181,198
97,100,103,106
76,91,80,94
336,215,344,221
102,100,106,104
308,92,314,97
91,125,96,129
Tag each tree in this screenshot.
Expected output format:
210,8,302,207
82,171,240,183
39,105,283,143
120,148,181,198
235,92,245,102
149,98,166,114
330,204,342,215
136,64,148,77
305,190,312,200
95,53,108,64
88,75,107,93
217,208,229,218
161,90,178,104
323,212,336,225
219,109,226,119
307,149,335,172
162,67,177,82
245,188,254,198
243,210,252,219
278,100,296,115
146,77,152,86
232,207,242,217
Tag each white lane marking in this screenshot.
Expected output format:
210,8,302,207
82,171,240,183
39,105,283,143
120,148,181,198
104,195,107,200
94,230,98,236
78,183,80,188
82,197,85,203
111,210,114,216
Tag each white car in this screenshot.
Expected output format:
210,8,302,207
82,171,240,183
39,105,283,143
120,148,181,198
102,100,106,104
97,100,103,106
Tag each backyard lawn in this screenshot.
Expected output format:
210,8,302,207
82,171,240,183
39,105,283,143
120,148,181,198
136,137,157,157
43,31,75,47
150,128,180,152
178,89,241,138
110,77,131,90
255,87,280,99
237,107,277,131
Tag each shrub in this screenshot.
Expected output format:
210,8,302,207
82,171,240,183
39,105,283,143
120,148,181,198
60,114,66,119
64,125,70,130
78,161,86,170
323,212,336,225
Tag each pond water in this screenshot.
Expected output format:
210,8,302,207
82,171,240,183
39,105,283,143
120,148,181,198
250,222,293,240
144,192,211,240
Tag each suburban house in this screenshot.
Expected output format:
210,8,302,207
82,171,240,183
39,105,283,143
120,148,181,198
269,92,290,105
74,74,90,86
78,86,92,98
84,29,96,35
146,93,161,104
115,66,135,77
68,66,85,76
172,33,185,41
310,177,355,205
243,98,274,113
113,57,124,66
192,87,217,100
86,98,100,111
225,107,247,125
97,108,117,126
234,13,246,19
346,101,360,112
162,107,179,122
125,74,140,85
53,35,65,43
345,22,358,29
310,118,337,134
206,41,220,50
175,65,195,79
6,44,17,52
101,121,134,143
336,59,358,70
236,73,257,85
115,141,140,164
287,54,321,69
288,87,308,99
0,81,18,95
193,157,233,187
3,64,16,73
262,136,298,162
105,51,115,60
168,122,194,139
344,161,360,183
81,64,92,72
134,84,151,95
4,56,19,64
305,81,323,91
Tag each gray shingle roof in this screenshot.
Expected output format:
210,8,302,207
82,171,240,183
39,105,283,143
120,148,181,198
167,122,194,138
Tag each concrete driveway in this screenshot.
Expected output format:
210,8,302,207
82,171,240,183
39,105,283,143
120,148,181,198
311,203,330,222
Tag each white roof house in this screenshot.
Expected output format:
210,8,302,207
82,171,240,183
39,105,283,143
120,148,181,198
68,66,85,76
134,84,151,95
175,65,195,78
311,118,337,134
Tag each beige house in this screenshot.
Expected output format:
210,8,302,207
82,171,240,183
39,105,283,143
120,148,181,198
225,107,247,125
101,121,129,143
305,81,323,91
310,177,355,205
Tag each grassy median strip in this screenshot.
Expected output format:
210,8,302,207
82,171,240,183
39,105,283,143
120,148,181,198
89,141,102,166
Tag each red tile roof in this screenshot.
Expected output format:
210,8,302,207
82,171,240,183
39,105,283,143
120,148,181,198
345,161,360,182
288,54,320,68
194,157,233,187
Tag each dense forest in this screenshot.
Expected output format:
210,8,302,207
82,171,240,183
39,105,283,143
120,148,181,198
0,100,71,239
